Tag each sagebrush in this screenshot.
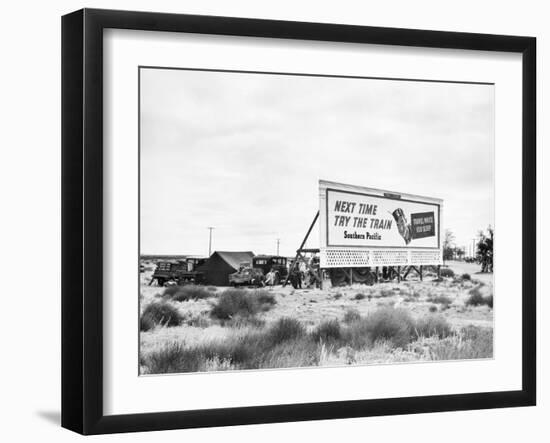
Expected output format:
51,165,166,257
140,301,183,330
210,288,276,320
466,286,493,308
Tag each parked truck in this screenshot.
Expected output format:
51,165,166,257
149,256,207,286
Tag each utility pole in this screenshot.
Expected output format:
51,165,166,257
276,238,280,256
207,227,215,256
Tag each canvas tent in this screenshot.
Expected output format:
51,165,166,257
196,251,255,286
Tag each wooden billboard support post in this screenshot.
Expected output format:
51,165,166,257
387,264,445,282
283,211,321,288
402,265,424,281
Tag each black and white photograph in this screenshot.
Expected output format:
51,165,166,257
0,0,545,439
138,67,495,375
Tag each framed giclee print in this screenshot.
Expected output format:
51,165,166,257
61,8,536,435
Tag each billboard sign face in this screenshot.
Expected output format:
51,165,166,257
319,180,443,267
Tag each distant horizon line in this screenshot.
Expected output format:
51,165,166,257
140,252,296,259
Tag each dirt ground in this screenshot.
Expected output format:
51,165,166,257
444,260,493,285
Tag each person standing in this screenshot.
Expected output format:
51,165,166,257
290,262,303,289
265,268,276,286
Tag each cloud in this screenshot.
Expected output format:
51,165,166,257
140,68,494,255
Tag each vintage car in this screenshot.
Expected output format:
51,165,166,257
252,255,288,285
228,263,265,287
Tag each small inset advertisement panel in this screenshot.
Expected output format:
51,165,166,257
324,186,440,249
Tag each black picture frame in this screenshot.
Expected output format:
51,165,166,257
61,8,536,435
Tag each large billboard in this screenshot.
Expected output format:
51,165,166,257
319,180,443,267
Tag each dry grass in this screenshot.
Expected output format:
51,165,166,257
421,326,493,360
415,315,453,339
162,285,212,302
343,308,361,324
466,286,493,308
140,313,156,332
141,305,482,374
379,288,395,298
312,319,342,343
140,262,494,373
268,317,307,344
141,324,320,373
360,307,415,348
428,295,453,305
210,288,277,320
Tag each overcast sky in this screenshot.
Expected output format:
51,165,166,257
140,68,494,257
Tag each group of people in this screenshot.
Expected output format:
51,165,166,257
289,262,320,289
288,266,304,289
262,261,318,289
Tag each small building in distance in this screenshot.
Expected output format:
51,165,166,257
196,251,255,286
